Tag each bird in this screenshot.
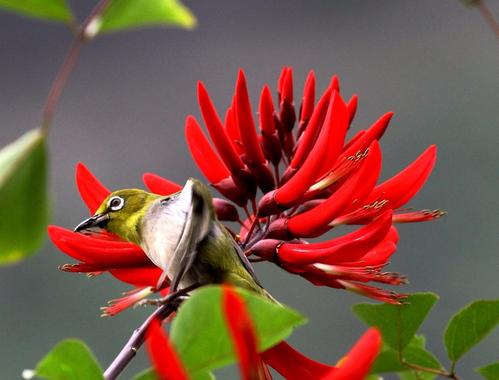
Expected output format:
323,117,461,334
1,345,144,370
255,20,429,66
74,178,270,302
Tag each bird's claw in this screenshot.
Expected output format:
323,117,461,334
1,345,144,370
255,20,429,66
135,295,189,308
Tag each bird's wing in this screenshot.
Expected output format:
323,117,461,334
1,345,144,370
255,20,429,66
167,187,211,292
231,234,263,288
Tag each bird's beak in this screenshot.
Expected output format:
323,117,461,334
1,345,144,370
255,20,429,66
74,213,109,232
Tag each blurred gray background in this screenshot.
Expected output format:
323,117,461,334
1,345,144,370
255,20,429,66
1,0,498,379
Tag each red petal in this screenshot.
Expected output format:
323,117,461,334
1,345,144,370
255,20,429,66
330,75,340,92
325,329,381,380
288,141,381,237
278,211,392,265
342,112,393,158
75,162,110,214
281,67,293,103
110,266,163,287
146,319,188,380
223,285,266,380
288,85,333,172
393,209,446,223
300,70,315,123
197,81,245,172
259,85,276,135
224,107,244,154
261,341,333,380
341,240,397,267
364,145,437,210
274,92,340,207
277,67,289,101
212,198,239,222
143,173,182,195
235,70,266,165
48,226,149,266
102,286,155,317
185,115,231,184
346,94,358,125
318,92,349,177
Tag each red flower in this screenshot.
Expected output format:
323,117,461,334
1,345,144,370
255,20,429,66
185,68,443,303
222,285,269,380
49,67,443,312
146,318,188,380
261,328,381,380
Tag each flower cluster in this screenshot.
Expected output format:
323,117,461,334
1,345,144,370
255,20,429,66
48,68,443,314
146,285,381,380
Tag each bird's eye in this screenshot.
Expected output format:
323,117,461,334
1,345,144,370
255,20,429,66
108,196,125,211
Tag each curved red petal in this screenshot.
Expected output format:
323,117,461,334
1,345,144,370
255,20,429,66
143,173,182,195
48,226,149,266
318,92,349,177
146,319,188,380
224,107,242,143
259,85,276,135
185,115,231,184
324,329,381,380
222,285,265,380
281,68,293,103
300,70,315,124
342,112,393,158
288,141,381,237
364,145,437,210
330,75,340,92
197,81,245,172
346,94,358,125
236,70,266,165
212,198,239,222
278,210,392,265
261,341,334,380
275,91,340,207
341,240,397,267
110,266,163,287
289,85,333,171
75,162,111,214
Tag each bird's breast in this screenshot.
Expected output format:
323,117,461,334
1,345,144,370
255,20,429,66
140,198,189,276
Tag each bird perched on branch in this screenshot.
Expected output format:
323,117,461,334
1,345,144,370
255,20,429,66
74,178,270,302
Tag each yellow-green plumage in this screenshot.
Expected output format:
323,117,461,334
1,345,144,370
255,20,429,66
89,179,267,297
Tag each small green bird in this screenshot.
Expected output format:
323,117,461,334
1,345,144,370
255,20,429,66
74,178,269,300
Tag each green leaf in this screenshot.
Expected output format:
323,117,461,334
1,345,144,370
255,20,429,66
0,129,49,265
371,335,442,374
0,0,73,23
477,362,499,380
97,0,196,34
30,339,103,380
131,368,215,380
170,285,306,376
353,293,439,351
444,299,499,363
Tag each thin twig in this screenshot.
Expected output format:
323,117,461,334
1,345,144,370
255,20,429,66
103,285,199,379
103,304,177,380
41,0,113,135
401,360,462,380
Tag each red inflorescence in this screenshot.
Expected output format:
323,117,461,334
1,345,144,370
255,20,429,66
49,68,444,315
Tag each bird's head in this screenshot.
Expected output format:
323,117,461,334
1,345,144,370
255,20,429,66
74,189,160,244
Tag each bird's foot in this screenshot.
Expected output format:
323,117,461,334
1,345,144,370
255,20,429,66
135,284,200,308
136,295,189,308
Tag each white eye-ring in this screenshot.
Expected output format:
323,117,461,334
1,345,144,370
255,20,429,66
108,196,125,211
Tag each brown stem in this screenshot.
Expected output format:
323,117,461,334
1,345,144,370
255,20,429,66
103,284,199,380
41,0,113,135
103,304,177,380
401,360,462,380
475,0,499,40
